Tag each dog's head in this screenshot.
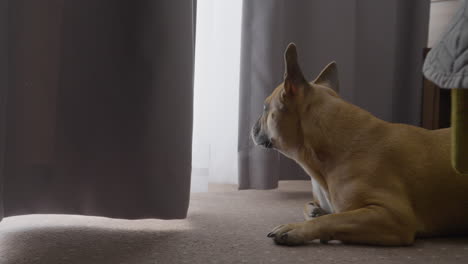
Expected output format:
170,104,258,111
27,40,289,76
251,43,339,157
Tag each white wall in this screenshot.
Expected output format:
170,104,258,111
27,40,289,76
191,0,243,192
428,0,461,47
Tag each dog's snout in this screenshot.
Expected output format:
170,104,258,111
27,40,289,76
252,122,261,137
251,123,273,149
257,136,273,149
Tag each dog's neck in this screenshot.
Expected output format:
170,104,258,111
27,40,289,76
294,96,384,187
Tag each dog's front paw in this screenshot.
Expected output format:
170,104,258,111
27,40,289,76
303,201,328,220
267,223,306,246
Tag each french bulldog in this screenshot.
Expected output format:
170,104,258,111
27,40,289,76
251,43,468,246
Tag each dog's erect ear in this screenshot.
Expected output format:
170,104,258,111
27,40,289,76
314,62,339,93
283,43,307,96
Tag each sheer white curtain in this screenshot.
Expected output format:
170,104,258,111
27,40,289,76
191,0,243,192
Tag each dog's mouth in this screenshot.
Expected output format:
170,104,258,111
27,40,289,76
263,140,273,149
254,136,273,149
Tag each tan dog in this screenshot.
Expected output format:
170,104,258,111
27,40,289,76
251,43,468,246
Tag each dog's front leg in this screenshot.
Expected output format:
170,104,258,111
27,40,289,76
268,206,415,246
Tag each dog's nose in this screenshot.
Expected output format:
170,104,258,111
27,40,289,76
252,122,261,137
251,120,272,148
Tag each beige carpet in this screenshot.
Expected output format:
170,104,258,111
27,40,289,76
1,181,468,264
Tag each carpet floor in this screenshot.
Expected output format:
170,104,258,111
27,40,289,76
1,181,468,264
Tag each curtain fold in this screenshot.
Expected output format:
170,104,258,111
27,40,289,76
238,0,430,189
0,0,195,221
0,0,8,221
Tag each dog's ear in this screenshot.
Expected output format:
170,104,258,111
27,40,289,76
283,43,307,96
314,62,339,93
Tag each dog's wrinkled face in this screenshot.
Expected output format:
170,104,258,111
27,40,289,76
251,82,303,153
251,43,339,156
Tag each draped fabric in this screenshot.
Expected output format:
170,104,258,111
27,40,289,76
238,0,430,189
0,0,195,221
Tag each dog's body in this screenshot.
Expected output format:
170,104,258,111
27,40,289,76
252,43,468,246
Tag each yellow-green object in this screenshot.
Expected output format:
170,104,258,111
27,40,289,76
451,89,468,174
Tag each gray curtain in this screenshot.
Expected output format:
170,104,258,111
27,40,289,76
0,0,7,221
0,0,195,221
238,0,430,189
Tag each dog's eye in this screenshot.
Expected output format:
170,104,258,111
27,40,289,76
279,104,286,112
